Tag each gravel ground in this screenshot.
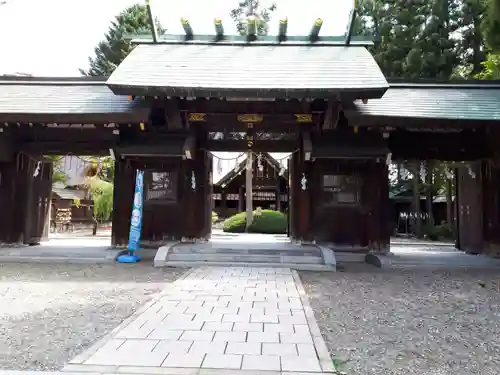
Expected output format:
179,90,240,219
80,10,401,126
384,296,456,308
300,264,500,375
0,263,184,371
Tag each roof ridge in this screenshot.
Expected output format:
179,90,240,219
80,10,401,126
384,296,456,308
0,75,108,85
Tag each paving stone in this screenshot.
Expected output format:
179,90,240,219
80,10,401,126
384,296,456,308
280,355,322,372
247,331,280,343
238,307,265,316
85,339,168,367
147,327,183,340
262,342,298,356
278,314,308,325
251,314,279,323
189,340,227,355
192,312,223,323
202,354,242,369
161,352,205,368
213,331,247,342
242,354,281,371
202,322,234,332
222,313,250,323
264,322,295,333
254,301,279,309
233,322,263,332
212,307,239,315
153,319,204,331
297,343,317,358
180,330,215,341
226,342,262,355
280,332,314,344
293,324,311,336
185,306,214,314
155,339,193,354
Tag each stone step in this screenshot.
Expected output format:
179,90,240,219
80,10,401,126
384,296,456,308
170,247,321,257
163,260,335,271
167,253,323,264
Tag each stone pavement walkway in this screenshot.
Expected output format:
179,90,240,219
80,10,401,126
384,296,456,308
64,267,334,374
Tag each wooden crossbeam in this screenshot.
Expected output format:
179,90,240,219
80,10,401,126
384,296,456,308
126,33,374,46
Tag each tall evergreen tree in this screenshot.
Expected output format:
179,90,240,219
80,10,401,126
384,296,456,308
230,0,276,36
455,0,486,78
478,0,500,79
80,4,164,76
356,0,459,79
482,0,500,51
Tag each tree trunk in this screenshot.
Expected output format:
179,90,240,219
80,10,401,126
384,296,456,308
425,160,434,225
245,152,253,231
397,162,402,183
412,161,423,238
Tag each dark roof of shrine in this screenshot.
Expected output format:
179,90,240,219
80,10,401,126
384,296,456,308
0,77,149,123
105,43,389,100
350,81,500,121
0,77,500,123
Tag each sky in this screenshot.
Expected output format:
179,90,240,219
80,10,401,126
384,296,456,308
0,0,353,76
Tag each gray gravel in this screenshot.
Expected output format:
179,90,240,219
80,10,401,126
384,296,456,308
300,264,500,375
0,263,184,371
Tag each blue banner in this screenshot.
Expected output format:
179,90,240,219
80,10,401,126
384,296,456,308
127,170,144,252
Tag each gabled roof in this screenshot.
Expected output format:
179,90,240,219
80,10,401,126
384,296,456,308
213,152,289,187
349,81,500,121
106,43,388,99
0,76,149,123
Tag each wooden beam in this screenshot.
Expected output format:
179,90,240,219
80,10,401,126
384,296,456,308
309,19,323,42
183,130,196,160
278,19,288,41
145,0,159,43
125,33,375,46
322,100,339,129
165,99,184,130
207,140,297,152
345,1,359,46
302,130,312,161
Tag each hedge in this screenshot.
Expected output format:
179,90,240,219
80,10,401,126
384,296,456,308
222,209,287,234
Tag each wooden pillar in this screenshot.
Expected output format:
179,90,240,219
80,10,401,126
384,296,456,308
26,161,53,244
276,177,281,211
221,191,227,217
481,161,500,256
372,161,390,253
456,162,483,253
290,152,311,241
111,159,135,247
0,153,40,244
238,186,244,212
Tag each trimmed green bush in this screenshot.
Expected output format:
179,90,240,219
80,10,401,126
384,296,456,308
222,209,287,234
222,212,247,233
212,211,218,225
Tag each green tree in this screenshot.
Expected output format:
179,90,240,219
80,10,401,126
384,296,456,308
454,0,486,78
356,0,459,79
80,4,164,76
230,0,276,36
478,0,500,79
482,0,500,51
